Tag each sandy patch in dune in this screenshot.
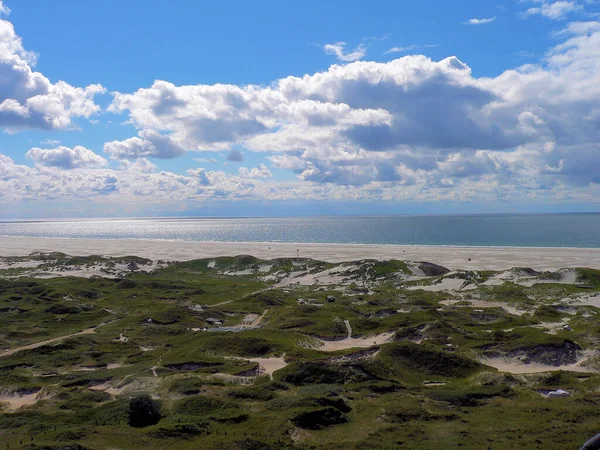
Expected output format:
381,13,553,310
248,357,288,376
315,332,395,352
0,259,46,270
406,278,466,292
480,279,505,286
532,319,570,335
570,292,600,308
91,377,160,396
224,268,254,276
272,264,363,288
0,388,51,411
1,256,166,279
257,264,272,272
480,356,594,374
440,299,526,316
488,268,580,288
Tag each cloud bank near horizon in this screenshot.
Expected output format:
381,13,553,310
1,1,600,213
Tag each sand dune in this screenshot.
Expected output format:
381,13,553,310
1,236,600,270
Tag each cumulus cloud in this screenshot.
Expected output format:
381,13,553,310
97,20,600,196
464,17,496,25
103,130,185,160
0,14,104,132
118,158,157,173
109,80,272,150
522,1,583,20
25,146,108,169
323,42,367,62
238,164,272,179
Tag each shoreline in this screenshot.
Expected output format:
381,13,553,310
2,234,600,251
2,236,600,271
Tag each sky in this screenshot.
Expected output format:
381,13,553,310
1,0,600,218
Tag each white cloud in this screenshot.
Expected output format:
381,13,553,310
557,20,600,34
323,42,367,62
118,158,157,173
0,1,10,16
109,80,274,150
84,20,599,198
464,17,496,24
25,146,108,169
384,45,418,54
103,129,185,160
523,1,583,20
0,16,104,132
238,164,272,179
40,138,61,146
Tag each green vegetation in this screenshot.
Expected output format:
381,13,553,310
1,253,600,448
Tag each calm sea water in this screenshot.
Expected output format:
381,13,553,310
0,213,600,247
0,214,599,248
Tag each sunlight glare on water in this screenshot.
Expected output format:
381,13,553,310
1,214,600,247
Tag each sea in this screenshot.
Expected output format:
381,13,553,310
1,214,599,248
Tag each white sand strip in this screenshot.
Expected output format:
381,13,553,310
315,332,395,352
1,237,600,271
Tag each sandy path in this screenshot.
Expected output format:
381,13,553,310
344,320,352,338
251,309,269,327
1,237,600,270
0,322,112,358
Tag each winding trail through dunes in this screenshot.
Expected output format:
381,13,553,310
344,320,352,338
0,321,114,358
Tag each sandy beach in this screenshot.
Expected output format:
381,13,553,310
1,236,600,271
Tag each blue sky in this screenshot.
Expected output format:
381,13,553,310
1,0,600,217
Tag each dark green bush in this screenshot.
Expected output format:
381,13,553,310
127,395,162,427
227,387,276,401
291,407,348,429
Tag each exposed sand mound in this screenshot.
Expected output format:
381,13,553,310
0,388,52,411
314,333,394,352
480,356,594,374
439,299,526,316
406,277,466,292
248,357,288,376
308,319,394,352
